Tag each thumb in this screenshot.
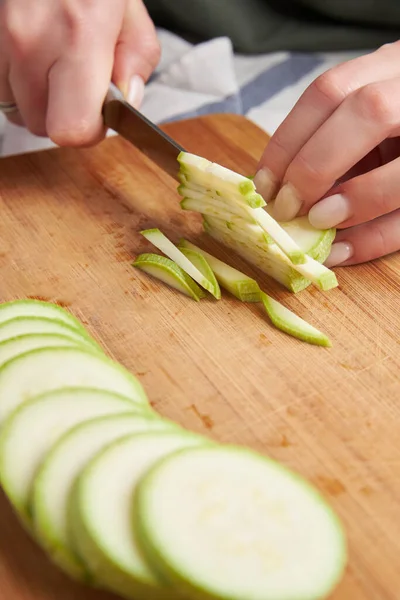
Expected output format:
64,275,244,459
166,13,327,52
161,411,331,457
113,0,160,108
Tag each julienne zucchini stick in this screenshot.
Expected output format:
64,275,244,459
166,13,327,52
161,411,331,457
178,239,262,302
132,253,206,301
260,292,331,347
134,233,332,347
140,229,221,299
178,240,331,346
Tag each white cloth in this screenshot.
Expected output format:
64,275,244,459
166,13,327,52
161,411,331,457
0,29,368,157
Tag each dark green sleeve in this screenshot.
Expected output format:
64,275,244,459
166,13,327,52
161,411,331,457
143,0,400,53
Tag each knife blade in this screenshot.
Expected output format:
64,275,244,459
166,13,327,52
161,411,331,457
102,83,185,181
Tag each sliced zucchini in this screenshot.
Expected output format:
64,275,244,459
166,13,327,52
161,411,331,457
140,228,218,298
0,388,144,524
0,334,90,367
32,413,176,581
177,247,221,300
178,185,260,221
265,202,336,258
260,293,331,347
135,445,347,600
132,253,206,301
203,222,310,293
248,207,306,265
177,153,308,263
203,215,272,247
0,316,99,350
178,240,261,303
70,430,208,599
0,346,148,427
204,218,338,292
0,299,87,333
180,196,254,223
178,152,264,207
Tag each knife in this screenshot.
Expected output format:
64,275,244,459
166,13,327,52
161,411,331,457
102,83,185,181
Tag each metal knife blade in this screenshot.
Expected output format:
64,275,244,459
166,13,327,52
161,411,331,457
102,83,185,181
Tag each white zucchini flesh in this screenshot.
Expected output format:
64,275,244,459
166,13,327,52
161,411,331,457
32,413,176,581
265,203,334,255
0,346,148,427
141,228,217,297
0,299,87,333
0,388,145,522
0,333,88,367
0,316,98,349
178,152,264,207
179,189,257,221
70,430,208,599
247,207,306,265
135,445,347,600
203,215,271,248
180,196,254,225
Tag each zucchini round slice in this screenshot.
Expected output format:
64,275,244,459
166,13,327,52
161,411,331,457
70,430,208,599
135,445,347,600
0,316,98,349
0,388,145,523
0,299,88,333
0,346,148,426
32,413,176,581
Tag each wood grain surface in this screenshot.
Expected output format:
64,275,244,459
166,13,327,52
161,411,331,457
0,113,399,600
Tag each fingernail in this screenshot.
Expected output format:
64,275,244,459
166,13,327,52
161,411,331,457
253,167,278,201
308,194,352,229
273,183,302,222
324,241,353,267
127,75,145,108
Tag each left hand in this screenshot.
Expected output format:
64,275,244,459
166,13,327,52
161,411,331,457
254,41,400,268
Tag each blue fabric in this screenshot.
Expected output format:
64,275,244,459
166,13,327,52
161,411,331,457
160,53,325,124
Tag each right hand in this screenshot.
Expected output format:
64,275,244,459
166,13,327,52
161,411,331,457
254,41,400,267
0,0,160,146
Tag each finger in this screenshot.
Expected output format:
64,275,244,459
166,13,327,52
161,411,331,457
334,138,400,185
113,0,160,107
254,41,400,200
46,1,125,147
324,209,400,266
3,0,57,135
309,155,400,231
273,77,400,221
0,8,23,127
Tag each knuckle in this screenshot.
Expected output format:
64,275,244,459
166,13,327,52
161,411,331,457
3,7,34,57
310,69,347,108
369,220,388,258
378,39,400,55
62,0,99,46
287,152,323,189
50,120,98,147
63,2,87,41
141,35,161,70
356,83,394,126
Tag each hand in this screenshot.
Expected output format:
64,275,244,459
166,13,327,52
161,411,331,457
0,0,160,146
254,41,400,267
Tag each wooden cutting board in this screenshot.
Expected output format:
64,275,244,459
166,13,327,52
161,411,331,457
0,113,399,600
